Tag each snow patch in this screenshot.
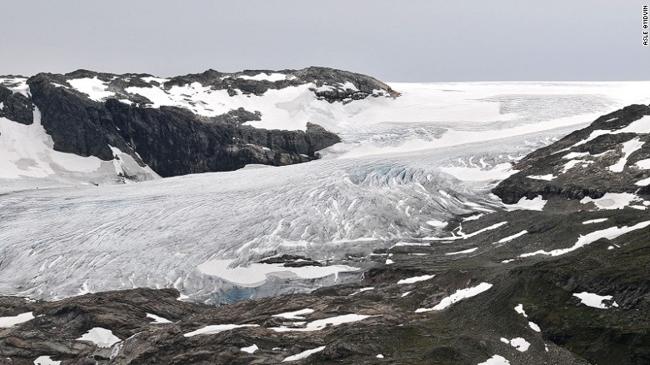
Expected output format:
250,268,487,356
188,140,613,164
282,346,326,362
141,76,170,85
424,222,507,241
146,313,172,324
520,220,650,257
506,196,547,211
477,354,510,365
580,193,641,210
273,308,314,320
415,282,493,312
445,247,478,255
500,337,530,352
528,322,541,332
33,356,61,365
615,115,650,134
350,287,375,296
76,327,121,348
573,292,619,309
67,77,115,102
636,177,650,186
241,344,259,354
183,324,259,337
397,275,435,285
270,314,373,332
526,174,555,181
582,218,609,224
514,304,528,318
0,311,34,327
608,138,644,172
561,159,593,173
495,230,528,244
635,158,650,169
426,219,448,228
238,72,287,82
562,151,590,159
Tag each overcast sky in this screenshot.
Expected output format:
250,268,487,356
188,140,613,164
2,0,649,81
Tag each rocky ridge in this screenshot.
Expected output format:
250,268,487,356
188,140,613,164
0,67,396,180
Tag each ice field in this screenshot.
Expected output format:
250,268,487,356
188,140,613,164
2,81,650,302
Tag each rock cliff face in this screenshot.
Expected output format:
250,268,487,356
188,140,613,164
2,104,650,364
1,67,396,179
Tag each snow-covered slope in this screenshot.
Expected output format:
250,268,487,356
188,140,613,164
2,76,650,301
0,77,159,192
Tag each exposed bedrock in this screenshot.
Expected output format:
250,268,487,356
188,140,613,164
22,67,398,177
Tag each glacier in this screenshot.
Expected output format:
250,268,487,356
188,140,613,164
1,80,650,303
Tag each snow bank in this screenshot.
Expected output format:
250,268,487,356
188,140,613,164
0,311,34,327
635,158,650,169
573,292,619,309
397,275,435,285
562,152,590,159
582,218,608,224
562,159,593,173
636,177,650,186
76,327,121,348
500,337,530,352
270,314,373,332
526,174,555,181
424,222,507,241
415,282,493,312
146,313,172,324
505,196,547,211
273,308,314,320
514,304,527,317
495,230,528,244
445,247,478,255
426,219,448,228
0,110,102,179
282,346,326,362
33,356,61,365
608,138,644,172
67,77,115,101
521,220,650,257
615,115,650,133
350,287,375,296
528,322,541,332
240,344,259,354
238,72,287,82
580,193,640,210
183,324,259,337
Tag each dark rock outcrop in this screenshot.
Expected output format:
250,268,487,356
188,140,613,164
8,66,397,178
0,86,33,125
493,104,650,203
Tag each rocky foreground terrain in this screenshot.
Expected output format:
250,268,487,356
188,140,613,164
1,105,650,364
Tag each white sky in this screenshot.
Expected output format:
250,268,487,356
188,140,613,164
1,0,649,81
